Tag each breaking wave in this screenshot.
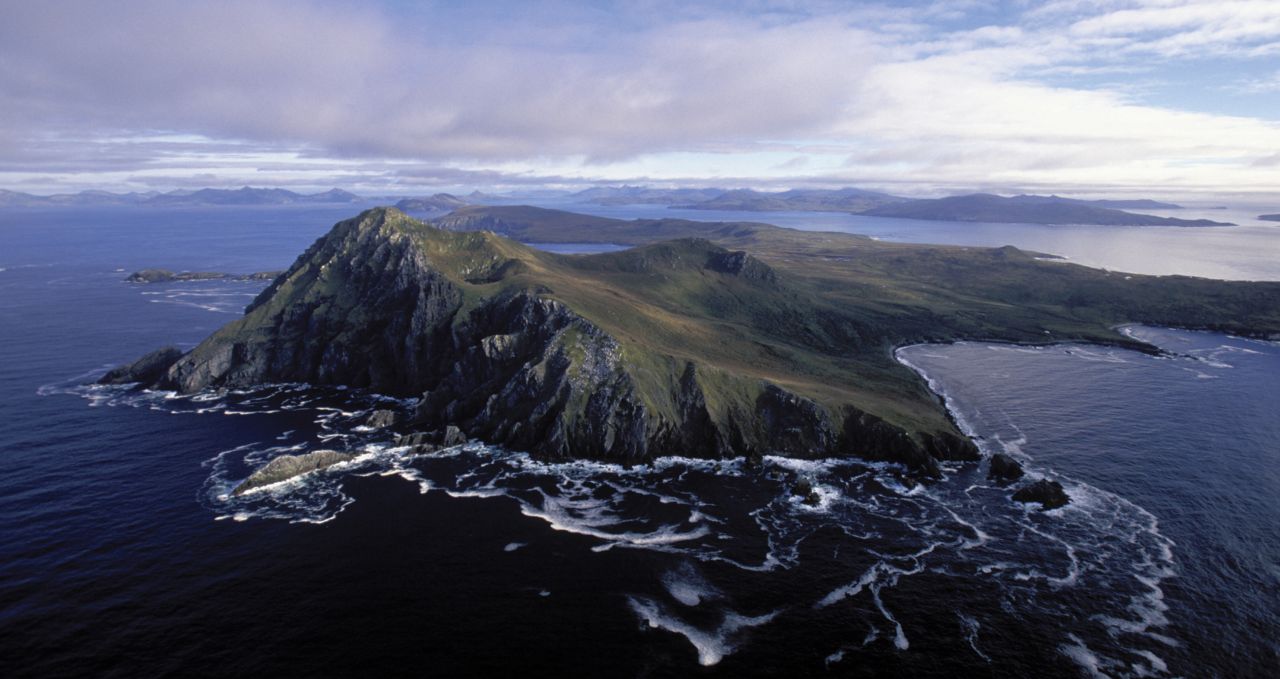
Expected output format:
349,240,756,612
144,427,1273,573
45,358,1184,673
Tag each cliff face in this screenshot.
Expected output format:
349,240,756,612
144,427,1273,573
164,210,464,394
113,207,976,473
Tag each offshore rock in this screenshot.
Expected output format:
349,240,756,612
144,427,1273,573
232,450,354,495
792,477,821,506
98,346,184,386
1012,479,1070,510
125,269,282,283
988,453,1024,484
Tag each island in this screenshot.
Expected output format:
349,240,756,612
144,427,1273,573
565,186,1199,224
673,187,905,213
102,207,1280,486
125,269,282,283
232,450,354,495
571,186,727,206
393,194,469,213
1260,214,1280,222
862,193,1229,226
0,186,364,207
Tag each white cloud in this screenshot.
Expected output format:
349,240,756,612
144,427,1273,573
0,0,1278,195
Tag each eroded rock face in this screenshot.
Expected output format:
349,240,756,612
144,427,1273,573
108,208,976,473
161,211,463,395
232,450,354,495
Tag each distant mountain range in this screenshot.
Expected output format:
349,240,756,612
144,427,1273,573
0,187,364,207
569,186,728,206
1,184,1229,227
675,187,905,212
863,194,1228,226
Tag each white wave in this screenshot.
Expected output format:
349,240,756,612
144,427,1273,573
1021,523,1080,588
957,612,991,663
788,482,842,513
1059,634,1113,679
817,563,882,608
871,584,909,650
517,488,711,550
863,626,879,646
662,562,722,606
942,505,992,549
627,596,779,667
504,542,526,552
1132,649,1168,675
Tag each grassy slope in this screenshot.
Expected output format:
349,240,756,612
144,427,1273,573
426,206,1280,438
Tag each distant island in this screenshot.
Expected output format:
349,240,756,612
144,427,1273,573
570,186,730,206
566,186,1219,226
1260,214,1280,222
863,193,1228,226
125,268,282,283
673,187,905,213
394,193,469,213
0,186,364,207
103,206,1280,488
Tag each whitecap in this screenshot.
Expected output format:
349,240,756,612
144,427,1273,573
957,612,991,663
1059,634,1113,679
662,562,723,606
626,596,779,667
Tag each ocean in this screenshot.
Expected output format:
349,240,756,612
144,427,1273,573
1,204,1277,677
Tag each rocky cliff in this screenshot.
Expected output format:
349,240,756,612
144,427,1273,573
105,207,977,474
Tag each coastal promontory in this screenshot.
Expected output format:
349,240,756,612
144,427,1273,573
103,207,1280,477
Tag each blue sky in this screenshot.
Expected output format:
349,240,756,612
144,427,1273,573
1,0,1277,198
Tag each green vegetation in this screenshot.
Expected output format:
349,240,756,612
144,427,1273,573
432,204,1280,436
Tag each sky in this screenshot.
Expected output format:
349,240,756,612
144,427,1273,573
1,0,1278,198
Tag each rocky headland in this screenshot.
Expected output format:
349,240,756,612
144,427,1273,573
101,206,1280,489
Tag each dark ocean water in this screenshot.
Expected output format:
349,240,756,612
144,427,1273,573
1,206,1277,677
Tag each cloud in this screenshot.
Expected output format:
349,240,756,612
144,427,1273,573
0,0,1278,195
1066,0,1280,58
0,1,882,161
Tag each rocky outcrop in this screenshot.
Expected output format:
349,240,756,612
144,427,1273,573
107,208,979,474
1012,479,1070,510
364,409,402,429
125,269,281,283
792,477,821,506
99,346,184,386
232,450,354,495
392,425,467,455
988,453,1024,484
